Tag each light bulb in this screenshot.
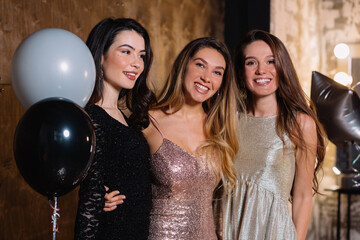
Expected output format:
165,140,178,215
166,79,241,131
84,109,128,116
334,72,352,86
332,166,341,175
334,43,350,59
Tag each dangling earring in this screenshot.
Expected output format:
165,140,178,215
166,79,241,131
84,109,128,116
100,68,104,81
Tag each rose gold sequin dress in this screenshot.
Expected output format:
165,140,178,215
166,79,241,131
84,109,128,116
148,126,218,240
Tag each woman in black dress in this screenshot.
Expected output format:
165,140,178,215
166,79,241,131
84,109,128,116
74,18,155,240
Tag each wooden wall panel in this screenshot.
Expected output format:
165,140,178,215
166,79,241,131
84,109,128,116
0,0,224,239
0,0,225,86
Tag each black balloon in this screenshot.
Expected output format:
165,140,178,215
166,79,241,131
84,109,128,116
311,71,360,149
13,98,95,197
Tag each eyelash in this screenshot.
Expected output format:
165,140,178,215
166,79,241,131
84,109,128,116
196,62,223,76
245,59,275,66
120,49,146,60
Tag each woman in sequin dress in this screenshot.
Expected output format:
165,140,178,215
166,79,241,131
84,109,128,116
74,18,155,240
105,37,241,239
219,30,326,240
143,37,240,240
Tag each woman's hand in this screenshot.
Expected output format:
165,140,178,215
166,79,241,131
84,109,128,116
103,186,126,212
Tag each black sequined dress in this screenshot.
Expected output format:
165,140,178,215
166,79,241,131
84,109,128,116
75,105,152,240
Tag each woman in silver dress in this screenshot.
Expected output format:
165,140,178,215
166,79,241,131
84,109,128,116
220,30,326,240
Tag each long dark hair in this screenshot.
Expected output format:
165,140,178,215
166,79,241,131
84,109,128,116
86,18,155,130
234,30,326,194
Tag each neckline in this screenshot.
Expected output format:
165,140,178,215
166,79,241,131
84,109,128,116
91,104,130,128
152,138,202,160
246,114,277,119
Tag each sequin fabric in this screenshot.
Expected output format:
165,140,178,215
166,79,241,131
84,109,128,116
219,115,297,240
148,138,218,240
75,105,152,240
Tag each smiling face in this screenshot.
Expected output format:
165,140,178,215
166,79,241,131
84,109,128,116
244,40,279,100
183,47,225,104
102,30,146,91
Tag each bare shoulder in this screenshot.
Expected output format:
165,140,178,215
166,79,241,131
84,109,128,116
148,109,164,119
143,109,166,154
143,110,162,136
295,112,317,148
296,112,316,133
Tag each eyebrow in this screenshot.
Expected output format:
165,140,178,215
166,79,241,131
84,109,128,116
245,55,274,60
118,44,146,53
265,55,275,58
193,57,225,70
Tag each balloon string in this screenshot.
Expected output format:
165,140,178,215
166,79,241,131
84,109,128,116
353,155,360,167
352,143,360,187
49,197,60,240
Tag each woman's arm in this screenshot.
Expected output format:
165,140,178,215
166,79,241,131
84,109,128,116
292,113,317,240
74,122,106,239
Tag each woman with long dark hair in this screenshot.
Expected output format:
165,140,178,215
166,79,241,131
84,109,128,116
74,18,155,240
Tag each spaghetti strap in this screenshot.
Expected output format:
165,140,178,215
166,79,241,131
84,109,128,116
149,114,165,139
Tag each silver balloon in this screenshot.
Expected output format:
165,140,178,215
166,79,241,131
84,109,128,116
311,71,360,149
352,82,360,98
11,28,96,109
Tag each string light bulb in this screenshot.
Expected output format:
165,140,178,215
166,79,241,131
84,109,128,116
334,72,353,86
334,43,350,59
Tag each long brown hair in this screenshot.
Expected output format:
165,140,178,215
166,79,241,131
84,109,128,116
154,37,242,189
234,30,326,194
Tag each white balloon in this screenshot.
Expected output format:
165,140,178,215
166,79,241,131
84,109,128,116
11,28,96,109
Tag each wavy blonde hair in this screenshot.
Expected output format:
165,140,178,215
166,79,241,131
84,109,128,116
154,37,243,190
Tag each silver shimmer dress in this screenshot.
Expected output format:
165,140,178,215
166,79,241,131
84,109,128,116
148,125,218,240
221,115,297,240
